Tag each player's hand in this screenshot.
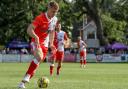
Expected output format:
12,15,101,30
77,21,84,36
35,43,40,49
50,44,57,54
35,47,43,60
35,37,40,48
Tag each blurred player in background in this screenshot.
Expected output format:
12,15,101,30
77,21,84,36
77,36,87,68
18,1,59,88
49,21,69,76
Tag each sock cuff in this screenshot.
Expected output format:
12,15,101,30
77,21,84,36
33,59,39,64
50,63,55,67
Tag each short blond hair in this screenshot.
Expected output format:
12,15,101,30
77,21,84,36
78,36,81,40
48,1,59,10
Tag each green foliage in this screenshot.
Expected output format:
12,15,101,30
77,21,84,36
0,0,48,45
57,0,74,38
102,14,127,42
111,0,128,22
0,0,128,46
72,0,128,44
0,0,75,45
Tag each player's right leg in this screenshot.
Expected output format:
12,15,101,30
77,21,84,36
80,56,83,68
18,42,46,88
24,42,43,81
80,58,83,68
18,82,25,88
18,58,41,88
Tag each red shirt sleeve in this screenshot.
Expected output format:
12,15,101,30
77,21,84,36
32,16,41,28
64,32,68,40
77,41,80,48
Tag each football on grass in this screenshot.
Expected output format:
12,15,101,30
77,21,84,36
37,77,50,88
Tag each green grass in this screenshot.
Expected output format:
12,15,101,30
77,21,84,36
0,63,128,89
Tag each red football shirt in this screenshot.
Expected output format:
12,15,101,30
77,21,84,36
32,13,50,43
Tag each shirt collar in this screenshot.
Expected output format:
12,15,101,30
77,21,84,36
45,12,53,23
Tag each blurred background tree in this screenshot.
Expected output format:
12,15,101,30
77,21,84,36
0,0,128,46
72,0,127,45
0,0,48,45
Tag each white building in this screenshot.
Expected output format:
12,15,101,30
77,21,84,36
81,20,100,48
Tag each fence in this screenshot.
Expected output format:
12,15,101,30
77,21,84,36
0,53,128,63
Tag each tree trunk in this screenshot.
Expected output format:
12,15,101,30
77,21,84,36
93,14,107,46
84,0,108,46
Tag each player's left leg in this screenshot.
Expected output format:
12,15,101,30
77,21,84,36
50,62,55,76
83,51,87,68
80,50,84,68
49,50,56,76
56,51,64,75
83,59,86,68
57,60,62,75
80,57,83,67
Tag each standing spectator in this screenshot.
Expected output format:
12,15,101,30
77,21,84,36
95,50,103,62
21,48,28,54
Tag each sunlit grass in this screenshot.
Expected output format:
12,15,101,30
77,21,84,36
0,63,128,89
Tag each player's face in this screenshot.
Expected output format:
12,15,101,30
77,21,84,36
48,8,58,18
56,23,61,31
77,39,80,42
77,38,80,42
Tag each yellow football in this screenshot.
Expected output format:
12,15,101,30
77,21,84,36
37,77,50,88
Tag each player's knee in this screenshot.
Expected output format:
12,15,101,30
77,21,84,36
51,60,55,64
35,56,43,62
58,62,62,67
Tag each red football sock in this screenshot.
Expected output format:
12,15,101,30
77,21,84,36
83,60,86,65
26,60,39,79
57,66,61,75
50,65,54,76
80,60,83,65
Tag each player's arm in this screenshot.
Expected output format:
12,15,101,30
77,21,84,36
49,17,58,52
49,30,55,46
27,24,42,57
27,17,43,58
27,16,41,46
49,30,56,52
27,24,39,45
82,41,87,48
77,41,80,48
64,32,69,48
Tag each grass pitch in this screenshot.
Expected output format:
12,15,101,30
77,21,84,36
0,63,128,89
